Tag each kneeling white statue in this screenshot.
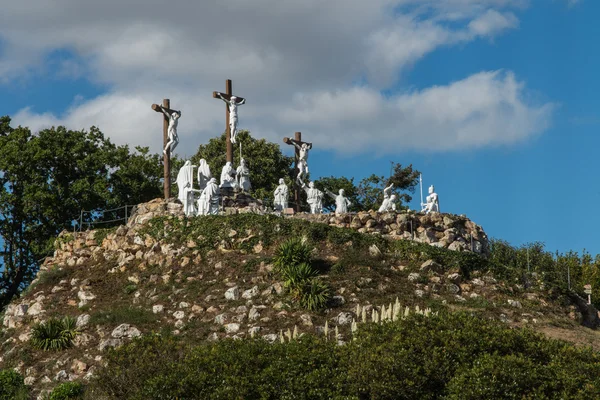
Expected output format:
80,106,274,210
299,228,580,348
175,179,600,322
198,178,220,215
422,185,439,214
220,162,237,189
378,183,397,212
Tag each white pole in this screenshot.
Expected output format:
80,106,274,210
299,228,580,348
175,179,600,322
239,142,242,161
419,174,424,211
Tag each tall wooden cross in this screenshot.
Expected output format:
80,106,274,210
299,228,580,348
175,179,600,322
283,132,312,212
151,99,178,199
212,79,246,163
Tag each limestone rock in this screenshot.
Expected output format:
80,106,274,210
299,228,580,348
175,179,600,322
111,324,141,339
76,314,90,329
225,286,240,300
153,305,165,314
420,260,443,274
27,302,44,317
242,286,259,299
334,312,354,326
55,370,68,382
224,323,240,333
248,307,261,321
98,338,123,351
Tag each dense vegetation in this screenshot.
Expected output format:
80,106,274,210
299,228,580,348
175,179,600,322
0,117,163,309
70,312,600,399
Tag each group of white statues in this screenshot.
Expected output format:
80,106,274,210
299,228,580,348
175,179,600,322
271,139,440,215
176,157,253,217
163,95,440,216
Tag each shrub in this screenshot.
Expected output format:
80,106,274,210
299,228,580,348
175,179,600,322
298,279,331,311
0,369,29,400
48,381,84,400
273,237,312,273
30,317,78,351
87,312,600,399
282,262,319,293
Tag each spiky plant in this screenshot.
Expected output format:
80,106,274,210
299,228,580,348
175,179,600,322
273,238,312,273
298,279,331,311
282,262,319,293
30,317,78,351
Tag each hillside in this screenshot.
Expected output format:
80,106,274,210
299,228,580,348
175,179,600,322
1,198,599,397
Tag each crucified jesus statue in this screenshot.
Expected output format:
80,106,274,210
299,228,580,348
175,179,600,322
214,93,246,144
159,105,181,155
291,141,312,184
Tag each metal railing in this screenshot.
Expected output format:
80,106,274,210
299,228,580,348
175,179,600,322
78,204,137,231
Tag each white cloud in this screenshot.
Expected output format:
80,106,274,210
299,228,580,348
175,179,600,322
2,0,554,155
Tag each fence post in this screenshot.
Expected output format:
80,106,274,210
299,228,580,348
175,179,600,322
125,205,128,224
79,210,83,232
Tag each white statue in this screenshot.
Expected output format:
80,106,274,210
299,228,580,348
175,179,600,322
176,160,196,216
220,161,237,188
326,189,351,215
198,178,220,215
302,181,323,214
378,183,397,212
292,142,312,184
215,94,246,144
236,158,251,192
159,106,181,155
423,185,439,214
197,159,212,191
273,178,289,211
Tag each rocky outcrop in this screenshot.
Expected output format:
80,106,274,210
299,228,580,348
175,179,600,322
126,198,489,256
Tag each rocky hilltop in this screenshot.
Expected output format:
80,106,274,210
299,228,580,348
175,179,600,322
0,199,595,396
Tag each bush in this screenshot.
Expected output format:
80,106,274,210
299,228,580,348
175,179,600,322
30,316,78,351
0,369,29,400
273,237,312,273
49,381,84,400
298,279,331,311
282,262,319,293
86,312,600,399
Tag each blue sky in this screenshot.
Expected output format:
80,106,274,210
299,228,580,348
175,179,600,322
0,0,595,254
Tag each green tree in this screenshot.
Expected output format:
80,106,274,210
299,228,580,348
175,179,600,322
191,130,294,203
0,116,162,309
357,162,420,211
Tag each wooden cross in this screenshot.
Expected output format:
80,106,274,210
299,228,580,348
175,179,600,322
151,99,178,199
283,132,313,212
212,79,246,163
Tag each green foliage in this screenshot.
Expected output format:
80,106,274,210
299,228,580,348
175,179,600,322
282,262,319,292
313,176,360,213
48,381,85,400
273,238,331,311
191,130,294,202
0,116,162,310
30,316,78,351
54,233,74,250
93,227,117,246
273,237,313,273
123,284,137,295
87,312,600,399
37,265,70,287
0,369,29,400
88,306,155,326
357,162,420,210
297,279,331,311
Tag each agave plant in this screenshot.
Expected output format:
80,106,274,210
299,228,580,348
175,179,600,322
273,238,312,273
30,316,78,351
282,262,319,293
298,279,331,311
